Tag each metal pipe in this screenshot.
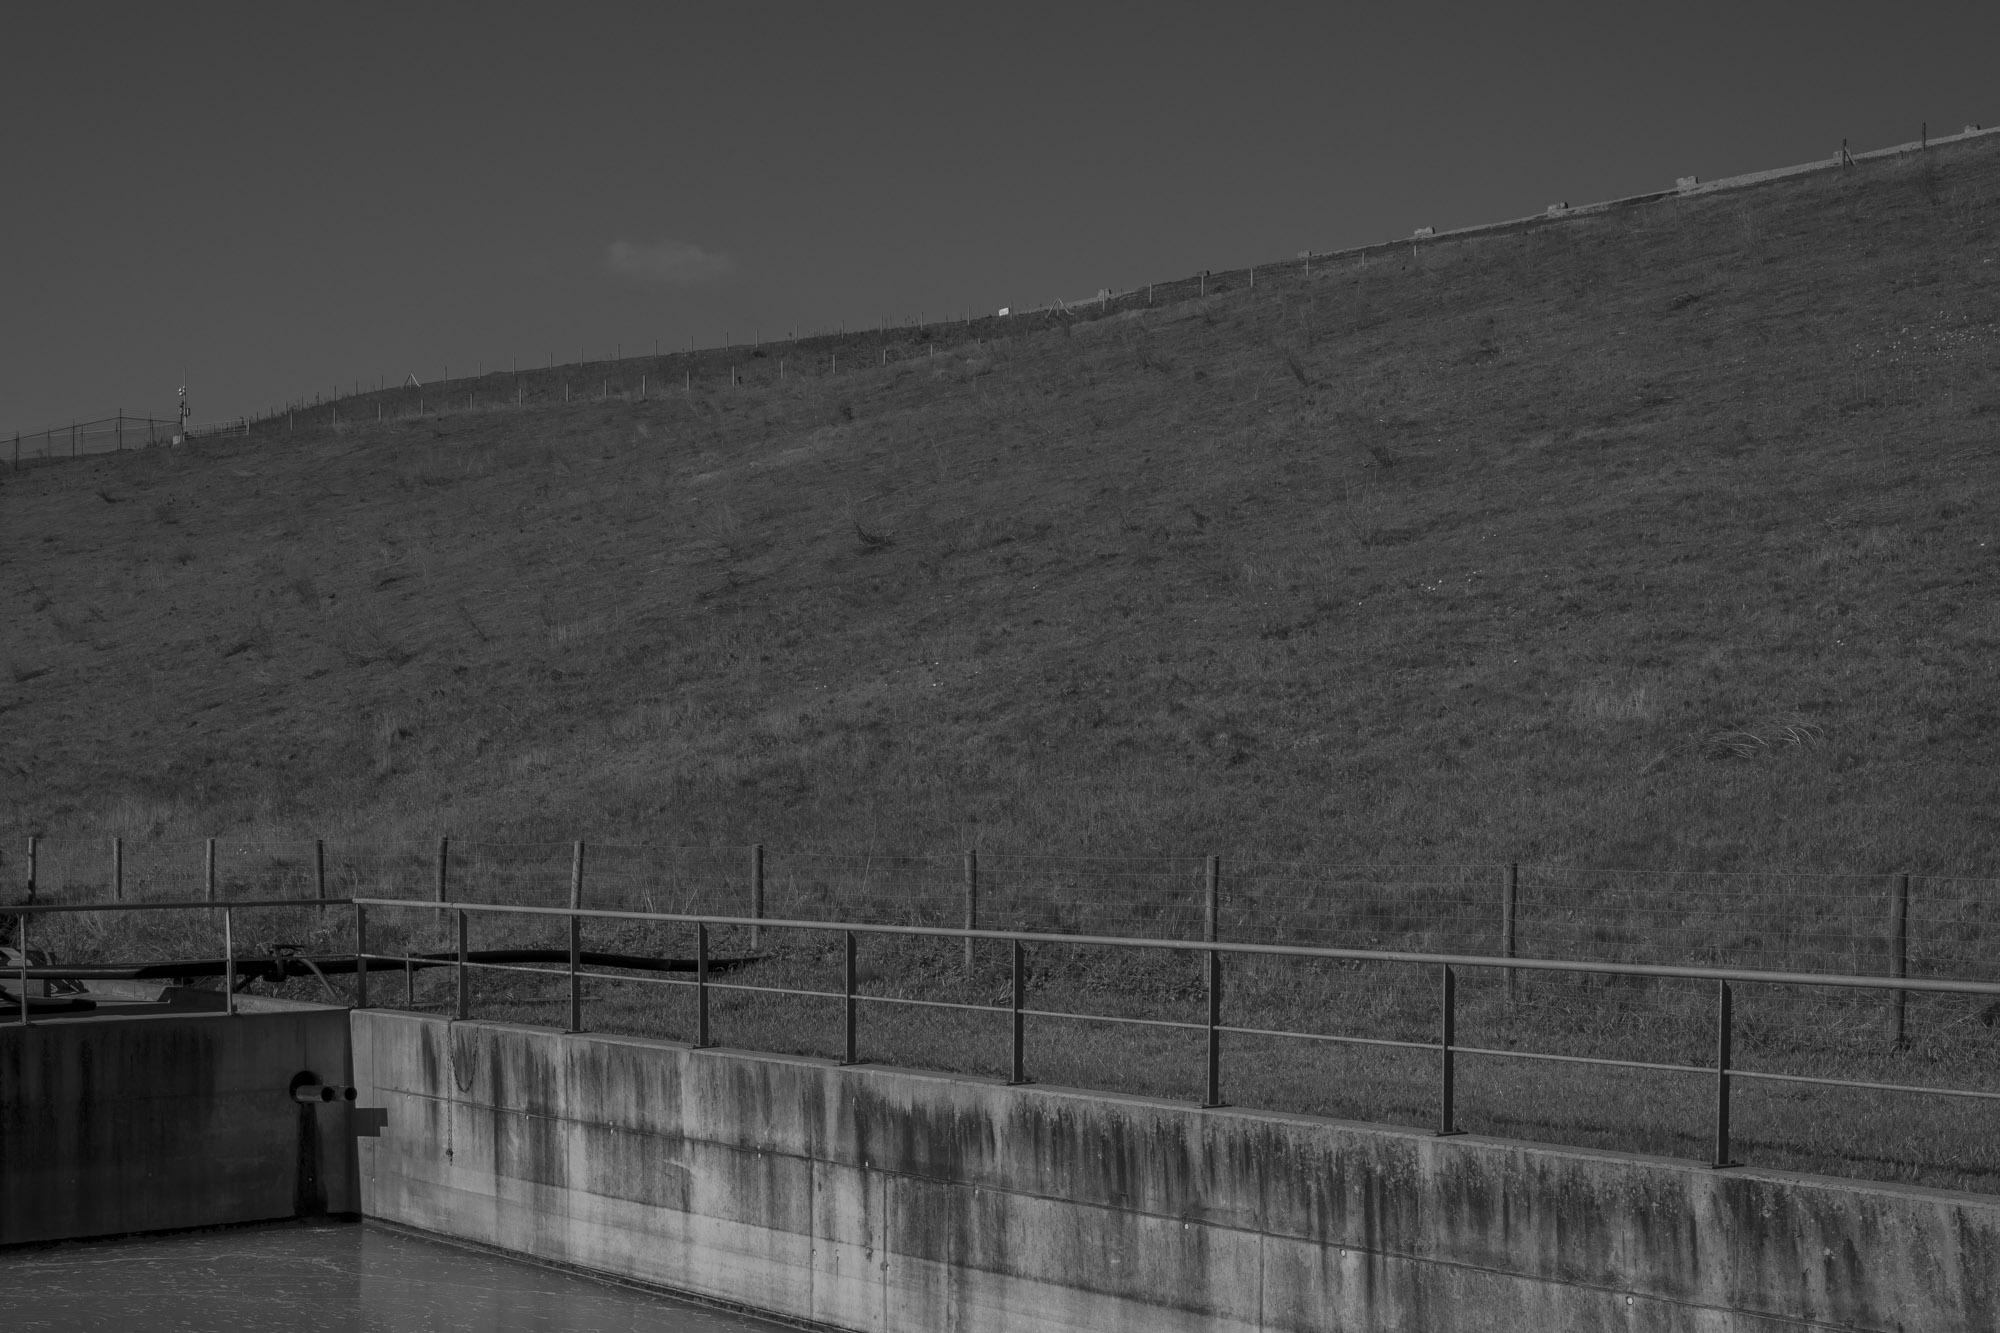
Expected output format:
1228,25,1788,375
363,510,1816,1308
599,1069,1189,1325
1713,980,1735,1168
1008,938,1028,1085
292,1082,359,1105
1202,946,1224,1107
1438,965,1460,1136
842,930,858,1065
696,923,711,1048
355,904,369,1008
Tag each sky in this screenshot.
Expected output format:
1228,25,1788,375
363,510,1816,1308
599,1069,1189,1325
2,1,1996,429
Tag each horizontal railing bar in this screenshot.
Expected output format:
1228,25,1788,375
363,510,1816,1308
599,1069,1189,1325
1452,1044,1705,1077
3,898,331,915
1730,1067,2000,1102
1020,1006,1206,1032
349,899,2000,997
1217,1023,1452,1054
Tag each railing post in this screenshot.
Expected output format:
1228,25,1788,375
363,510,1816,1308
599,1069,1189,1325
696,922,711,1048
435,836,450,903
842,930,859,1065
1890,873,1910,1048
205,838,217,903
24,836,35,901
17,915,30,1025
568,841,585,1033
1008,937,1029,1084
315,839,326,913
1712,980,1735,1168
1502,862,1519,1002
963,850,978,975
111,836,122,903
223,906,236,1016
1202,946,1225,1107
1438,964,1460,1135
354,904,370,1009
749,843,764,950
455,909,469,1020
404,951,414,1008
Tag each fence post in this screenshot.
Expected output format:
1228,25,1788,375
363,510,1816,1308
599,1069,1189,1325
355,904,370,1009
455,909,469,1020
963,850,978,974
749,843,765,949
696,922,711,1047
841,930,859,1065
111,836,122,903
223,906,236,1017
1502,862,1519,1002
315,839,326,911
1890,873,1910,1047
568,840,585,1033
1437,964,1460,1135
15,918,28,1025
25,835,35,900
435,836,450,903
1202,946,1225,1108
1712,980,1735,1167
205,838,217,902
1204,855,1220,942
1008,938,1029,1084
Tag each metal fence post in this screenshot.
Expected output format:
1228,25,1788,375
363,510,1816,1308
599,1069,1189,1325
25,836,34,900
842,930,859,1065
1438,964,1460,1135
435,836,450,903
963,850,978,975
315,839,326,912
205,838,217,903
354,904,370,1009
1502,862,1519,1002
223,906,236,1016
1891,873,1910,1047
455,910,469,1020
1712,980,1735,1167
1008,938,1029,1085
750,843,764,950
696,922,711,1048
1204,855,1220,943
15,915,29,1025
1203,946,1225,1108
568,840,585,1033
112,836,122,903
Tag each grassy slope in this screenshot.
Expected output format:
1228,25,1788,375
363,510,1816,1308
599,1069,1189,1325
6,142,1998,873
6,140,2000,1190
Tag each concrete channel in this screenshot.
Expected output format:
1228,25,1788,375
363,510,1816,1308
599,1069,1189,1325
6,992,2000,1330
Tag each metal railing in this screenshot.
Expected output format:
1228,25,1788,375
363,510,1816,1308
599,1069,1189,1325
353,898,2000,1172
2,898,318,1021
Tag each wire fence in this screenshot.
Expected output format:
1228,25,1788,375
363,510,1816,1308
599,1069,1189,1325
12,837,1996,984
7,413,180,466
15,128,1991,476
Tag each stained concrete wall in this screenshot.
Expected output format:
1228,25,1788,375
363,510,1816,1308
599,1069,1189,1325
0,996,359,1245
351,1011,2000,1332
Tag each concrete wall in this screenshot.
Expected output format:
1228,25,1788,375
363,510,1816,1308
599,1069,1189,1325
0,996,359,1245
353,1010,2000,1332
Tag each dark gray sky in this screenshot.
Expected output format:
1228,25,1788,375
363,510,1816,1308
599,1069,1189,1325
3,1,1994,428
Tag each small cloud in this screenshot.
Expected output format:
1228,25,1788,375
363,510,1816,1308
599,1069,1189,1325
604,236,735,287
